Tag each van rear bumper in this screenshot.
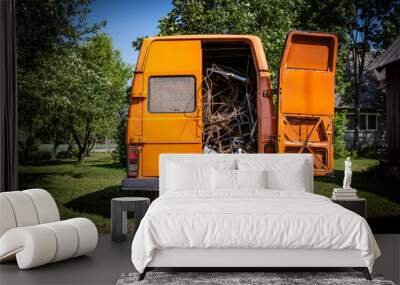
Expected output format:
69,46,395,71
121,178,159,191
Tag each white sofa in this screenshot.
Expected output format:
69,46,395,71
0,189,98,269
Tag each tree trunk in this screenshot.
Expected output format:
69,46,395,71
71,117,93,161
25,121,35,161
51,138,60,160
71,126,84,161
86,138,97,156
67,136,74,159
351,10,370,153
82,117,92,157
351,49,360,152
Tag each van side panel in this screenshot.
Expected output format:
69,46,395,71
142,40,203,177
277,31,338,176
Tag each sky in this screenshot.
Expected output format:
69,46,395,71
87,0,173,66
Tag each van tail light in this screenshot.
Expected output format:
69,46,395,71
127,145,139,177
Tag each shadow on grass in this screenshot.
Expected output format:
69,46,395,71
22,159,79,167
18,174,47,189
66,186,159,218
19,171,88,188
94,162,125,170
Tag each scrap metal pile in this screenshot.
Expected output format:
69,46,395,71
203,64,257,153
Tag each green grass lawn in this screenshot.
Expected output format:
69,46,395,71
19,154,400,233
19,154,130,233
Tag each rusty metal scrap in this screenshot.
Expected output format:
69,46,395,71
202,65,257,153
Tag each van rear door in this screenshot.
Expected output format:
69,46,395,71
141,40,202,177
277,31,338,176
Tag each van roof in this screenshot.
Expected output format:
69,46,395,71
135,35,269,73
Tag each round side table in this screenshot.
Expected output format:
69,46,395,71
111,197,150,242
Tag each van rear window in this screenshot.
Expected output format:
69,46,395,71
148,76,195,113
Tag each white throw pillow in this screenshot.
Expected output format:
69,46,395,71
211,168,237,190
265,162,306,191
236,169,267,189
167,162,211,191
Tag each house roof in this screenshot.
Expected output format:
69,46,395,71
368,36,400,71
335,92,384,110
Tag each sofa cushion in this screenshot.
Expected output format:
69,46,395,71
0,189,60,238
0,196,17,237
1,191,39,227
24,189,60,224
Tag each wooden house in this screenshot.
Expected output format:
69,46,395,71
369,36,400,156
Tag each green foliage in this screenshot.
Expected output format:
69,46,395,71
18,33,132,162
16,0,105,69
112,86,132,166
17,0,107,162
158,0,303,85
333,111,349,158
78,34,133,156
111,114,127,165
370,0,400,50
132,37,146,51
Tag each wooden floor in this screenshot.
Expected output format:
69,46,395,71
0,234,399,285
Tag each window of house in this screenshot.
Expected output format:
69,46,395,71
359,114,367,130
148,76,196,113
345,112,378,131
367,114,377,130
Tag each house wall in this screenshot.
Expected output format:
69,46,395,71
385,62,400,154
336,109,386,150
344,129,386,150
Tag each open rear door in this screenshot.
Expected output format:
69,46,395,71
277,31,338,176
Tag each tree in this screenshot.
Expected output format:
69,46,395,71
70,35,132,159
159,0,303,82
16,0,104,69
112,85,132,166
17,0,105,162
25,35,132,161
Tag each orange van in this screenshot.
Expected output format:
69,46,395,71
123,31,338,190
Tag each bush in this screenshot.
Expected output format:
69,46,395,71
112,110,127,166
57,149,79,160
18,136,40,164
334,111,349,158
358,144,384,159
31,150,53,161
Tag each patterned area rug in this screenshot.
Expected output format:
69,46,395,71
116,272,395,285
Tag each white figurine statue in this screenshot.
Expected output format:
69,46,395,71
343,157,352,189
